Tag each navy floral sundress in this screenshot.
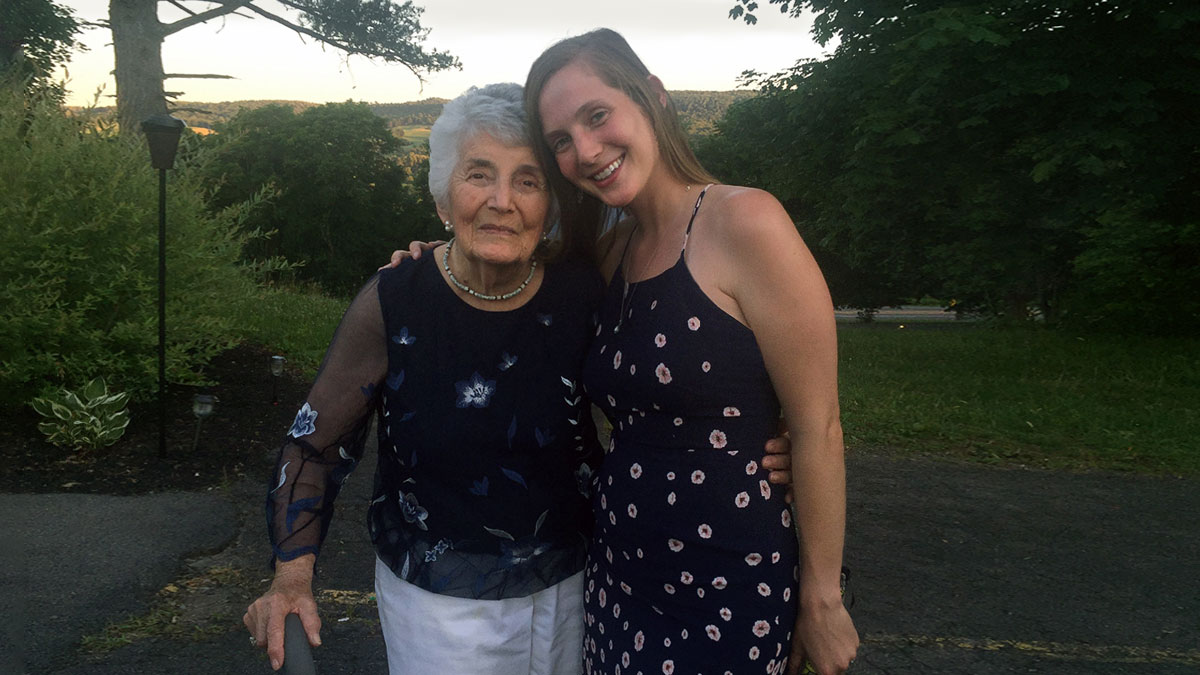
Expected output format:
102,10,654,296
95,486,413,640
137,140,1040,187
580,189,800,674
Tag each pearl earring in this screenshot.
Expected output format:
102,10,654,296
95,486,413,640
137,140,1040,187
444,220,452,232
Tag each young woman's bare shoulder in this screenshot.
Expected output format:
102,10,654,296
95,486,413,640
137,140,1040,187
703,185,795,243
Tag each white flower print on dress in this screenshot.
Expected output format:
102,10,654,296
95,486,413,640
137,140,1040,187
712,576,728,589
288,402,318,438
668,538,684,552
630,463,643,478
772,551,781,563
680,571,693,584
687,316,701,331
691,470,705,484
753,620,771,637
673,417,683,426
667,491,676,505
720,607,732,621
627,503,638,518
706,625,721,641
735,492,750,508
654,333,667,348
760,479,772,499
745,552,763,566
723,406,741,417
746,460,758,475
709,429,728,449
613,350,622,369
607,394,617,407
749,646,760,660
655,363,672,384
650,300,658,310
701,360,711,372
630,364,636,375
662,660,675,674
697,523,713,538
757,582,772,596
454,372,496,408
664,583,676,594
781,508,792,527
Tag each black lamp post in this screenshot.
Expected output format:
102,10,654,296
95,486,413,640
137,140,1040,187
141,114,186,458
270,355,286,405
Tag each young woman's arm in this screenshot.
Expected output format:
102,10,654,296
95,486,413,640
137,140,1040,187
703,187,858,675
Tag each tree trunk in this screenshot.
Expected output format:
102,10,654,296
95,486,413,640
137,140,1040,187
109,0,167,134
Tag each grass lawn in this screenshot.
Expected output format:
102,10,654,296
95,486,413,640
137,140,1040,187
838,322,1199,476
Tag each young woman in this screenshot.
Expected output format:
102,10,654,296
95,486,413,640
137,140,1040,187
524,29,858,675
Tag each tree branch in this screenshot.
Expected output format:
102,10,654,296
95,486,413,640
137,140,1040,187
163,0,256,36
243,2,424,80
166,0,198,17
165,73,237,79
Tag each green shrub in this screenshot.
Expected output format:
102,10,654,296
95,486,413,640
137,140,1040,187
0,88,272,405
31,377,130,450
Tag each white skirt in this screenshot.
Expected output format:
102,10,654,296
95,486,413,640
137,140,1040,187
374,557,584,675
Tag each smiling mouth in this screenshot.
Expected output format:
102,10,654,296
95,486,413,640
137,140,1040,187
591,156,623,182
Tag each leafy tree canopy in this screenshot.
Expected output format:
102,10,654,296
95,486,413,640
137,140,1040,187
708,1,1199,333
0,0,81,95
200,101,441,294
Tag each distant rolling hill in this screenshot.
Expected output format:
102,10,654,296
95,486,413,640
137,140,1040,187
67,90,755,140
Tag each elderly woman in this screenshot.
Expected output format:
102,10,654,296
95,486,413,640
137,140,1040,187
244,83,605,675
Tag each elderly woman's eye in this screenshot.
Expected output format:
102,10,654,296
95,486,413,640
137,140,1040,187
589,109,608,125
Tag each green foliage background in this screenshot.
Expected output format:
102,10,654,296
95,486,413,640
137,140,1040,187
199,101,442,295
703,1,1199,333
0,89,268,405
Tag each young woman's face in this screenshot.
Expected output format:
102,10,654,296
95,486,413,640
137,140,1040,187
537,60,660,208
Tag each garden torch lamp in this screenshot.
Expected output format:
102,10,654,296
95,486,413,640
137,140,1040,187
271,356,286,405
191,393,215,453
141,114,186,458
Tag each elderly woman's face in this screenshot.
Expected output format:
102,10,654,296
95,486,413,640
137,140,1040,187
437,133,549,267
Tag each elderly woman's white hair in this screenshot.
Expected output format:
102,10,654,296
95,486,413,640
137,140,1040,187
428,83,530,208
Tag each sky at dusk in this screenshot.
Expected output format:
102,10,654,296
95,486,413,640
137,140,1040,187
56,0,831,107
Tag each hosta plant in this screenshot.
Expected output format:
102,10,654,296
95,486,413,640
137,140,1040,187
31,378,131,450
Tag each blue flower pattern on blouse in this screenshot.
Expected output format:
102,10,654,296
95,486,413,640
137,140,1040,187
397,489,429,530
288,402,317,438
455,372,496,408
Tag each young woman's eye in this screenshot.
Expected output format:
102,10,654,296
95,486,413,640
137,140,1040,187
550,136,570,154
589,109,609,125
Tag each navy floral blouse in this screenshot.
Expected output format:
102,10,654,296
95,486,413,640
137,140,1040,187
267,255,605,600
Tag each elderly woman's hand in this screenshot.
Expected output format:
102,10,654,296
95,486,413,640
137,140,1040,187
378,240,445,270
244,558,321,671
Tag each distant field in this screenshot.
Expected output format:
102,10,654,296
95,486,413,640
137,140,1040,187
393,125,431,145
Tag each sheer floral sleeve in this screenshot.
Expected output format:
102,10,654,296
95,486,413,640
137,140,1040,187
266,275,385,563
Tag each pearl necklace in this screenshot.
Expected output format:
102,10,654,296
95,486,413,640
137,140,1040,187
442,238,538,301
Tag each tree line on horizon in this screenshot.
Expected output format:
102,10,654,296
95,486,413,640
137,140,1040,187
67,91,754,135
